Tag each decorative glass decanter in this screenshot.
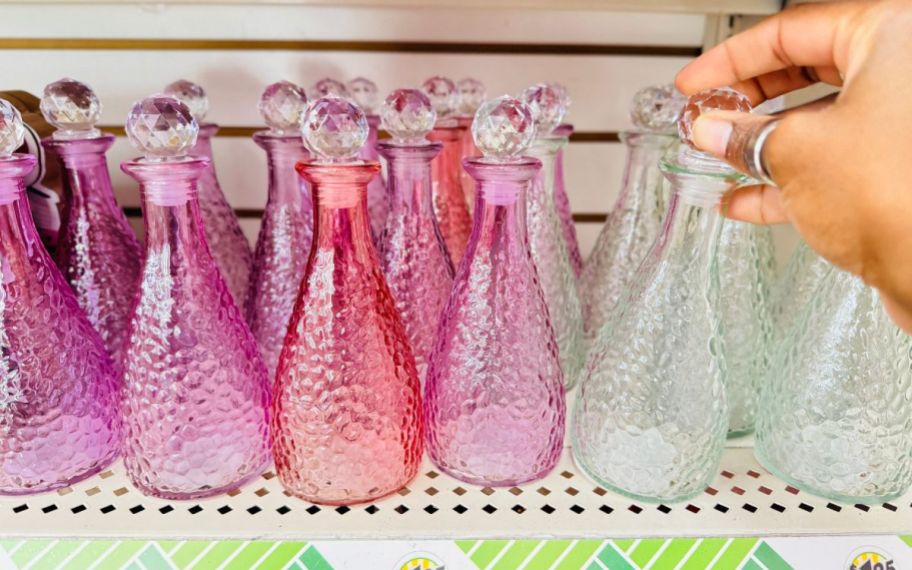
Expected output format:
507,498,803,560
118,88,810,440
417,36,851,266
164,80,252,307
272,96,423,505
0,100,121,495
455,78,485,213
522,83,585,388
580,84,681,344
756,265,912,503
40,78,142,368
377,89,454,382
549,83,584,277
572,91,745,503
425,96,565,486
120,96,271,500
770,240,830,339
348,77,388,237
246,81,313,380
423,76,472,266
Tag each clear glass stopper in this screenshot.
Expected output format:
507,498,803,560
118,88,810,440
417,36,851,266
259,81,308,135
548,82,571,110
456,78,486,117
310,78,350,100
347,77,379,115
301,96,368,163
125,95,199,161
678,87,751,149
40,78,102,140
0,100,25,160
163,79,209,122
630,83,686,134
421,76,457,119
381,89,436,145
472,96,535,163
522,83,566,137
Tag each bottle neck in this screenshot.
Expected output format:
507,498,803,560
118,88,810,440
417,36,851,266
43,134,119,210
526,136,568,204
358,115,381,161
614,132,675,209
427,125,464,187
0,155,42,270
190,123,218,161
654,170,732,266
377,141,441,217
463,157,542,245
254,132,311,206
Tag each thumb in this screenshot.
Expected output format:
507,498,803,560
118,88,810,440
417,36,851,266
692,110,781,183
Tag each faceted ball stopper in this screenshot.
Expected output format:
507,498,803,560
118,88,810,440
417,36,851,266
346,77,379,115
381,89,436,145
0,100,25,159
310,78,350,100
678,87,752,149
522,83,566,137
302,96,368,163
163,79,209,122
125,95,199,161
548,82,571,109
456,78,486,117
40,78,102,140
259,81,308,135
472,96,535,163
630,83,686,133
421,76,457,119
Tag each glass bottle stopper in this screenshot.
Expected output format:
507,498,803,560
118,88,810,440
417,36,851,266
456,78,486,117
40,78,103,140
310,78,350,100
381,89,436,146
0,99,25,160
548,82,571,110
346,77,379,115
471,95,535,164
163,79,209,122
630,83,686,134
125,95,199,161
259,81,308,136
522,83,566,138
421,76,457,120
678,87,751,150
301,96,368,164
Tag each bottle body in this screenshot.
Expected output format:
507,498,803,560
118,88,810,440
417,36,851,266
361,115,388,237
425,157,566,486
428,125,472,267
0,155,121,495
552,123,583,277
457,116,477,214
770,240,830,340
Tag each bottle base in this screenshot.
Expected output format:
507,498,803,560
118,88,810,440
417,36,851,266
571,449,706,504
0,452,119,496
279,470,420,507
129,461,270,501
430,460,558,488
727,427,755,439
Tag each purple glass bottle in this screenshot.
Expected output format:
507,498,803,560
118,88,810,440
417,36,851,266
165,80,252,307
246,81,313,380
377,89,454,382
40,78,142,368
348,77,388,237
120,96,271,499
425,96,565,486
0,100,121,495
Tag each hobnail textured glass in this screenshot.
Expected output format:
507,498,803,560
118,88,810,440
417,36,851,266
756,266,912,503
428,124,472,266
771,240,831,339
552,123,583,277
362,115,388,238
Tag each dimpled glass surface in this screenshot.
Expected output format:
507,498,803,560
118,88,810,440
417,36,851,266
428,126,472,266
273,162,423,505
425,157,565,486
120,159,271,500
361,115,388,237
770,240,831,340
0,155,121,495
756,267,912,503
552,124,582,277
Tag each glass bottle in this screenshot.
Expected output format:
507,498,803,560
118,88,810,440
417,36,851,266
455,78,485,214
348,77,388,237
756,265,912,503
425,96,565,486
120,96,271,499
580,84,681,344
272,96,423,505
0,100,121,495
165,80,252,307
40,78,142,368
770,239,830,339
377,89,454,382
522,83,585,388
246,81,312,380
423,76,472,266
549,82,583,277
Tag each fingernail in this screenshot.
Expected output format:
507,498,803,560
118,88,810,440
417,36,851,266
693,115,732,157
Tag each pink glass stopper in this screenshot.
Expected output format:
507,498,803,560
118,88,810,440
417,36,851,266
259,80,308,136
678,88,752,149
381,89,436,145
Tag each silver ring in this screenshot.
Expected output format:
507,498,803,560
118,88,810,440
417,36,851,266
745,118,780,187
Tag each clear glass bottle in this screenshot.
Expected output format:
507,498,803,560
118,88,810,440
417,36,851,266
552,122,583,278
0,100,121,495
273,96,423,505
522,83,585,388
770,239,831,339
246,81,313,380
164,80,252,307
348,77,388,237
425,96,565,486
377,89,454,382
455,78,485,214
120,96,271,499
40,78,142,368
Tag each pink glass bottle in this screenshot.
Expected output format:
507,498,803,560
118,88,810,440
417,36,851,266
164,80,252,307
377,89,454,382
0,100,121,495
40,78,142,369
120,96,271,500
425,96,565,486
246,81,313,380
455,78,486,213
423,76,472,266
348,77,388,237
272,96,423,505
